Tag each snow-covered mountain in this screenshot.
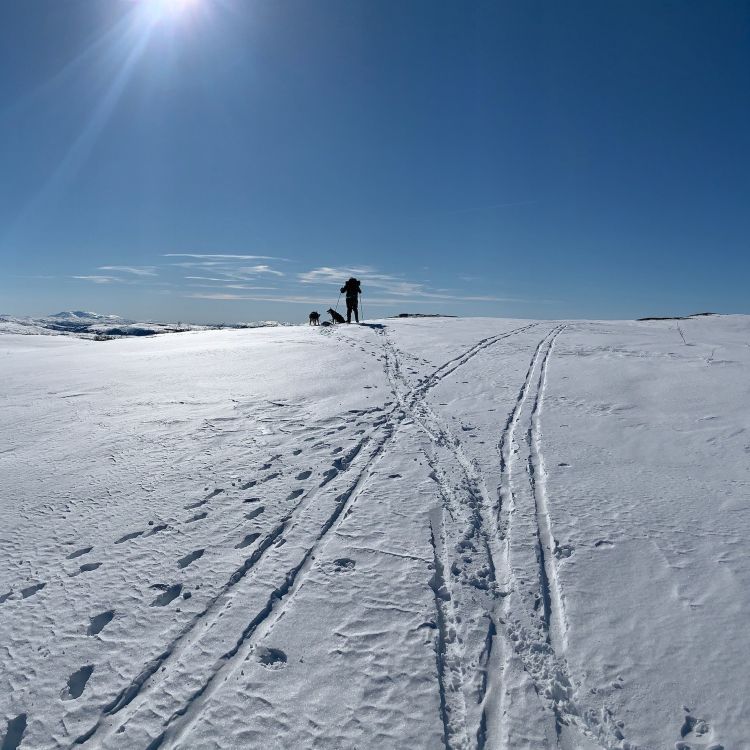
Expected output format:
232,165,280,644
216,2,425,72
47,311,123,322
1,316,748,749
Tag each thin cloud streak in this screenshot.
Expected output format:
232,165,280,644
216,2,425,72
72,275,125,284
186,284,279,291
99,265,157,276
163,254,288,261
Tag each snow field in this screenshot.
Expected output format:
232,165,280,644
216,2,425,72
1,316,748,749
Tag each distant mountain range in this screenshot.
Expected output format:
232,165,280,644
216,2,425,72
47,311,125,322
0,312,286,339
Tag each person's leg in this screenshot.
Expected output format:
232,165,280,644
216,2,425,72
346,300,353,323
354,304,359,323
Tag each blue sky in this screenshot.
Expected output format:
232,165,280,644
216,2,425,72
1,0,748,323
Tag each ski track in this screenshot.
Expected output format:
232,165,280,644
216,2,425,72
73,434,380,746
382,325,545,749
490,325,634,750
67,322,539,749
157,325,536,749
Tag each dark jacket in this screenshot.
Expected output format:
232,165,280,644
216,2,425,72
340,278,361,300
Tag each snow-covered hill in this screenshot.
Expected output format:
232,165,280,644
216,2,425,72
1,316,748,749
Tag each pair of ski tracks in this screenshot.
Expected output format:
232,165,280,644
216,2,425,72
491,325,630,749
73,324,535,750
73,427,395,748
398,323,624,750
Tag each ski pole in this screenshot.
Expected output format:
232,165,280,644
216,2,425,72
359,292,364,322
334,292,342,312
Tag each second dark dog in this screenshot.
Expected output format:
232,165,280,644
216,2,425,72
309,311,320,325
327,308,346,324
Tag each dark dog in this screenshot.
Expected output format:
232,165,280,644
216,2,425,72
327,308,346,324
309,311,320,325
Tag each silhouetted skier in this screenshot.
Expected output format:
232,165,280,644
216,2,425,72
340,277,361,323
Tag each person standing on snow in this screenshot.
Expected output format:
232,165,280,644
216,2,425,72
340,277,362,323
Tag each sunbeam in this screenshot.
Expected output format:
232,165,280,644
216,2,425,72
1,1,208,249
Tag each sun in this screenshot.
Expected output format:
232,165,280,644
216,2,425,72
138,0,201,23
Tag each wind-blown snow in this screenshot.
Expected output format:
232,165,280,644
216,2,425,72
1,317,748,749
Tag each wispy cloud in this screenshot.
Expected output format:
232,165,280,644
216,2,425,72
170,262,284,278
227,265,284,278
184,276,231,282
163,253,287,261
99,265,157,276
70,256,537,310
72,275,124,284
171,262,228,268
186,283,279,291
297,266,519,302
298,266,420,294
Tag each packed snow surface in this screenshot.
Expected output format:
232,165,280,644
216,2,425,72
1,316,748,750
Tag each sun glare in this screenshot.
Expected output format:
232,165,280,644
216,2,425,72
138,0,201,24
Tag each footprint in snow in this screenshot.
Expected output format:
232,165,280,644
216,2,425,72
594,540,614,548
20,583,45,599
71,562,102,576
187,512,208,523
150,584,183,607
235,533,260,549
61,665,94,700
293,449,303,455
256,646,287,669
145,524,168,536
675,712,722,750
333,558,356,572
554,544,574,559
295,470,312,481
0,590,13,604
2,713,27,750
184,498,208,510
286,489,304,501
245,506,265,521
177,549,204,569
115,530,143,544
87,610,114,636
66,546,93,560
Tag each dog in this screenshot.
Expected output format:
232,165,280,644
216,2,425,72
309,311,320,326
327,308,346,324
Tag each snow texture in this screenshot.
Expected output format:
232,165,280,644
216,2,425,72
1,316,748,749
